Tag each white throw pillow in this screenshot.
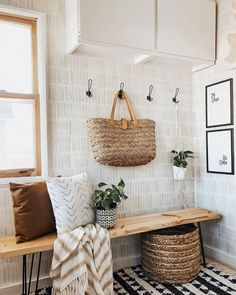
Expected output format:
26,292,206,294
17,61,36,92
46,173,95,235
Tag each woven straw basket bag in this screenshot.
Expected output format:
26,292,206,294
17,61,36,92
87,91,156,166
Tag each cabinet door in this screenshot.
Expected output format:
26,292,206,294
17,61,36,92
80,0,155,51
157,0,216,61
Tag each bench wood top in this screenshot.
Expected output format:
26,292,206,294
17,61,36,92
0,208,221,259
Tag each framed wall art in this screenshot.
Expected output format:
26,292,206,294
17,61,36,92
206,128,234,175
205,78,233,128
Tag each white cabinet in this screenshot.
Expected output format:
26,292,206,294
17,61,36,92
157,0,216,62
66,0,216,68
65,0,155,63
80,0,155,51
66,0,80,54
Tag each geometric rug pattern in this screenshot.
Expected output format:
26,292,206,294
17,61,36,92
37,263,236,295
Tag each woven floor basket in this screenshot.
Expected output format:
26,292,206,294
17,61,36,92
141,224,201,284
87,91,156,167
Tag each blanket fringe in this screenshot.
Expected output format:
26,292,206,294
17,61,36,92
52,272,88,295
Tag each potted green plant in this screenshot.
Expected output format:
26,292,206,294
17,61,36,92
90,179,128,228
171,150,194,180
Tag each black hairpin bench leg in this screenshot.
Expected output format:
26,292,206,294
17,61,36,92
22,255,27,295
35,252,42,294
197,222,206,267
27,253,34,295
22,252,42,295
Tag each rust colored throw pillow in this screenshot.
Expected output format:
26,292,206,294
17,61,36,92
10,182,56,243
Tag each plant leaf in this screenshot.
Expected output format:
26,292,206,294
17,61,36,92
181,160,188,168
111,192,120,203
94,190,105,198
117,186,124,194
111,185,120,194
98,182,107,187
118,178,125,188
101,199,111,210
184,150,194,154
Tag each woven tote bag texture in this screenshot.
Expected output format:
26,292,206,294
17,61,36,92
87,91,156,166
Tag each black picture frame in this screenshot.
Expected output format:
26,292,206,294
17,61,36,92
206,128,234,175
205,78,233,128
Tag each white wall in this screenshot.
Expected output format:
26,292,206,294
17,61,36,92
0,0,195,292
193,0,236,269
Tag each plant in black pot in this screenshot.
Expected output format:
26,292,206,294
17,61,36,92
171,150,194,180
90,179,128,228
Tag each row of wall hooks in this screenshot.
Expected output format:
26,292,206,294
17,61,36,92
85,79,181,104
85,79,155,102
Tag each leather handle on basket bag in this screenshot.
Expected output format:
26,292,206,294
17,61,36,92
110,91,138,126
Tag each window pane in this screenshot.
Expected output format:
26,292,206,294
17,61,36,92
0,21,32,93
0,99,35,170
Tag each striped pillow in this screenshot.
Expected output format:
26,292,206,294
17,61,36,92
46,173,95,235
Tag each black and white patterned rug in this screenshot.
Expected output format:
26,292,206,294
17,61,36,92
37,263,236,295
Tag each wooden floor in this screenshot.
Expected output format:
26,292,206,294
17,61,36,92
0,208,221,259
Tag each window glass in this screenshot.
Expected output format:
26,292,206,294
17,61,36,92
0,21,33,93
0,99,35,170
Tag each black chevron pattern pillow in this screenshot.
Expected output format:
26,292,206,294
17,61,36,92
46,173,95,235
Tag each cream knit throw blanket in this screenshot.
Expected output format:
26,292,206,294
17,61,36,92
50,224,113,295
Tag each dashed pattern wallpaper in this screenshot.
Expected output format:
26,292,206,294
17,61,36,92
193,0,236,268
0,0,195,292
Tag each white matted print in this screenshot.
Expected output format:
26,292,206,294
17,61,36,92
206,129,234,175
206,79,233,128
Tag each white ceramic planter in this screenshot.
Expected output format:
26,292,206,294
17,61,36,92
173,166,187,181
96,207,118,228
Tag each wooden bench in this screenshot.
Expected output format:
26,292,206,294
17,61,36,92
0,208,221,294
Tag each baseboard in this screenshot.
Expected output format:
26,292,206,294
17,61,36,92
0,276,52,295
113,255,141,271
204,244,236,270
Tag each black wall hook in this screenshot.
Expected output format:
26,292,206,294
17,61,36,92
172,88,180,103
86,79,93,97
118,82,125,99
147,85,153,102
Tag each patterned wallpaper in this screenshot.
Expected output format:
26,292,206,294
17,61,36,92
0,0,195,292
193,0,236,269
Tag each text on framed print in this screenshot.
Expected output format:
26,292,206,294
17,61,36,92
206,128,234,175
205,79,233,128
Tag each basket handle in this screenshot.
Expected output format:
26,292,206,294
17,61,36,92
110,91,138,125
